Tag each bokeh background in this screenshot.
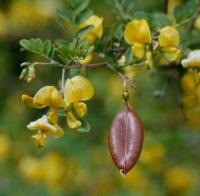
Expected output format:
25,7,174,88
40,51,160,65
0,0,200,195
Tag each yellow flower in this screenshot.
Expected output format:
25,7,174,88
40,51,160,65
22,86,65,125
165,166,193,193
182,94,198,109
182,50,200,68
64,76,94,129
159,26,181,64
64,76,94,107
181,71,199,93
22,76,94,131
124,19,151,59
19,156,44,183
140,142,166,172
124,19,152,45
79,15,103,43
27,115,64,147
194,16,200,32
8,1,50,34
0,134,10,160
159,26,180,47
41,153,66,188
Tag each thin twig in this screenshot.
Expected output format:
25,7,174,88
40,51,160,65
61,68,66,96
69,62,107,69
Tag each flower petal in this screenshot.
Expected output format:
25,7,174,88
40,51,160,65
51,124,64,138
73,102,87,118
33,86,65,108
64,76,94,107
27,115,57,133
124,19,151,45
48,108,58,124
181,50,200,68
159,26,180,47
21,94,34,108
131,43,145,58
66,112,81,129
32,130,47,147
162,47,181,63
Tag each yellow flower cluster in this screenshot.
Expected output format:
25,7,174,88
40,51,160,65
124,19,181,67
181,71,200,129
140,142,166,173
22,76,94,146
18,153,85,189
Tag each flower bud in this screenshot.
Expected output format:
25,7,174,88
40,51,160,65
19,68,28,80
27,66,36,82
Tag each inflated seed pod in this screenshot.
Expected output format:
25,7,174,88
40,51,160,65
108,103,143,175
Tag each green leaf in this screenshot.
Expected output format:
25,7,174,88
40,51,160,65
150,13,169,30
114,24,124,40
134,11,150,20
56,39,94,64
76,119,91,132
125,47,133,65
76,25,94,38
174,0,198,23
180,30,200,47
75,9,93,25
74,0,90,15
56,0,93,34
19,39,54,59
107,0,134,22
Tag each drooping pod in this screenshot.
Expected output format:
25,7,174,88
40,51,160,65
108,103,143,175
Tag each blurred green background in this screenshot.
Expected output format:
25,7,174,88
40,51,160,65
0,0,200,195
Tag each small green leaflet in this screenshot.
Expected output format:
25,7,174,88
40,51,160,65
19,38,54,60
76,119,91,132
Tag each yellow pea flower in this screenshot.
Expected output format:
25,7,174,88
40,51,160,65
159,26,180,47
159,26,181,64
64,76,94,129
33,86,65,109
22,86,65,127
124,19,151,45
79,15,103,43
181,71,199,93
181,50,200,68
27,115,64,146
64,76,94,107
124,19,152,62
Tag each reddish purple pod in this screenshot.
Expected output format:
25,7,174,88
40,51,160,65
108,103,143,175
